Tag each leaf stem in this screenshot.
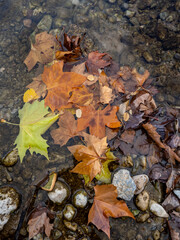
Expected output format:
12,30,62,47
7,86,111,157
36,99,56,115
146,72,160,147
0,119,19,126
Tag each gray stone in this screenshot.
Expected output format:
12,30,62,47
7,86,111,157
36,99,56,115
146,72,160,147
173,189,180,199
37,15,52,31
112,169,136,201
133,174,149,194
109,0,116,3
73,189,88,208
125,10,135,18
159,12,168,21
63,204,77,221
149,200,169,218
0,187,19,231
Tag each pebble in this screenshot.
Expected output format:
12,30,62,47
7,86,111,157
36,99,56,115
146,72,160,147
112,169,136,201
173,189,180,199
135,191,149,211
63,204,77,221
37,15,52,31
0,187,20,231
149,200,169,218
1,148,18,167
143,51,153,63
109,0,116,3
133,174,149,194
139,156,147,169
136,212,150,222
48,181,71,205
125,10,135,18
153,230,160,240
64,220,78,231
72,189,88,208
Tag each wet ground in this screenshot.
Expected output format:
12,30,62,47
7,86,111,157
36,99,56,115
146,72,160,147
0,0,179,239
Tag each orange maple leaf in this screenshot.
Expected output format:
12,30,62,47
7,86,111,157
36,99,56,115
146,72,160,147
88,184,135,238
68,133,108,181
77,105,121,138
42,61,86,111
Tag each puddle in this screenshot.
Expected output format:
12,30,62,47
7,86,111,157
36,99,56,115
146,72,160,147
0,0,179,239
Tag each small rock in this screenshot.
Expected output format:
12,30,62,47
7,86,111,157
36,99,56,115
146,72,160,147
125,10,135,18
64,220,78,231
136,212,150,222
112,169,136,201
23,19,32,28
173,189,180,199
63,204,77,221
1,148,18,167
37,15,52,31
136,191,149,211
109,0,116,3
72,189,88,208
0,187,20,231
159,12,168,21
149,200,169,218
48,180,70,204
139,156,147,169
153,229,160,240
133,174,149,194
143,51,153,63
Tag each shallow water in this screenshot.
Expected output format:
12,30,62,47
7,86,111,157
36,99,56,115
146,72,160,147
0,0,179,239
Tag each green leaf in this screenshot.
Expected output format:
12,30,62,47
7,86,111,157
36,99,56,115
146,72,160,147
14,100,59,162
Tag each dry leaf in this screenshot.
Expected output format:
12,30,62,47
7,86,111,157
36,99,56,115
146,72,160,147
68,85,93,106
132,68,150,86
88,184,135,238
100,84,114,104
23,88,39,102
26,74,47,98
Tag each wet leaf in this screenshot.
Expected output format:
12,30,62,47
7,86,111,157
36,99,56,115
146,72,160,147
120,130,135,144
168,211,180,240
26,74,47,98
68,85,93,106
132,68,150,86
24,32,57,71
88,184,135,238
28,204,54,239
41,172,57,192
86,51,112,75
99,84,114,104
14,100,59,162
42,61,86,111
77,105,121,138
50,111,83,146
23,88,39,103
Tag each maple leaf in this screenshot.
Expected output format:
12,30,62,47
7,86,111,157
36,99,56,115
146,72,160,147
68,133,109,181
42,61,86,111
50,111,83,146
86,51,112,75
132,68,150,86
88,184,135,238
68,85,93,106
28,204,54,239
14,100,59,162
24,32,57,71
77,105,121,138
26,74,47,98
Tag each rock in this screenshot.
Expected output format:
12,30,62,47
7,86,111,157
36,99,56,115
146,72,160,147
109,0,116,3
139,156,147,169
125,10,135,18
112,169,136,201
135,191,149,211
136,212,150,222
149,200,169,218
143,51,153,63
63,204,77,221
71,0,80,5
64,220,78,231
1,148,18,167
48,180,71,204
159,12,168,21
153,230,160,240
0,186,20,231
133,174,149,194
174,189,180,199
72,189,88,208
37,15,52,31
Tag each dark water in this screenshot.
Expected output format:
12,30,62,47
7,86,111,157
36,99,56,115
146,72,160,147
0,0,179,239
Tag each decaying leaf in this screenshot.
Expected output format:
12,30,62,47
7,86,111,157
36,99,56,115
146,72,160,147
24,32,57,71
14,100,59,162
168,211,180,240
41,172,57,191
26,74,47,98
28,204,54,239
68,85,93,106
51,111,83,146
86,51,112,75
88,184,135,238
42,61,86,111
120,130,135,144
77,105,121,138
132,68,150,86
68,133,112,181
100,84,114,104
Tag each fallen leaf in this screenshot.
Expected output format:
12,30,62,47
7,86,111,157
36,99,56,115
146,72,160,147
100,84,114,104
168,211,180,240
88,184,135,238
23,88,39,102
134,134,150,155
86,51,112,75
110,77,125,93
27,74,47,98
28,204,54,239
24,32,57,71
166,169,180,193
68,85,93,106
42,61,86,111
132,68,150,86
41,172,57,191
125,113,145,129
50,111,83,146
120,130,135,144
68,133,109,181
14,100,59,162
105,127,119,140
77,105,121,138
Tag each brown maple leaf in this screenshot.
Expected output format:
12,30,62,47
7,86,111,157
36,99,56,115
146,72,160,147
42,61,86,111
24,32,57,71
26,74,47,98
50,111,83,146
88,184,135,238
68,85,93,106
132,68,150,86
28,205,54,239
86,51,112,75
77,105,121,138
68,133,108,181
